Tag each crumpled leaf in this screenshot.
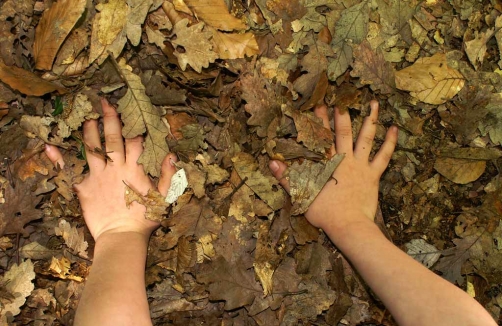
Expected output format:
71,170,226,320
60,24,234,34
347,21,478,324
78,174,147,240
232,152,286,211
170,19,218,73
116,59,170,177
55,219,88,258
434,157,486,185
395,53,465,105
435,235,479,285
184,0,246,31
33,0,87,70
350,40,395,94
288,154,344,215
48,256,83,282
125,185,169,222
197,256,261,310
283,106,333,153
0,260,35,322
464,28,494,70
328,1,369,81
0,61,66,96
56,93,99,138
0,180,43,237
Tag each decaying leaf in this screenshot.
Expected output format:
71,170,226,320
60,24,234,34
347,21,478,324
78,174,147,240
0,61,66,96
116,59,170,177
232,152,286,211
289,154,344,215
435,235,479,285
0,260,35,322
395,53,465,105
55,220,88,258
176,161,206,198
33,0,87,70
284,106,333,153
125,185,169,222
184,0,246,31
56,93,99,138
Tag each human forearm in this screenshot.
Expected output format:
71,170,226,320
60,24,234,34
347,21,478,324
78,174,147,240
74,231,152,326
324,217,496,326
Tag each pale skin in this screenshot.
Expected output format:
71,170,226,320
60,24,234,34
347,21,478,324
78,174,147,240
44,99,496,326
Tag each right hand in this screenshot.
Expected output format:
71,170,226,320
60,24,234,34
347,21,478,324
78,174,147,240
269,101,397,232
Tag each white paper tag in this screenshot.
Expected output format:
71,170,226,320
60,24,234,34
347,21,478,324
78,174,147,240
165,169,188,204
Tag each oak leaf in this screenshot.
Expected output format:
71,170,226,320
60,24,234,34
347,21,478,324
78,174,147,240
350,40,395,94
173,124,208,153
284,106,333,153
479,92,502,146
435,235,479,285
395,53,465,105
0,260,35,322
33,0,87,70
0,61,66,96
171,19,218,73
210,30,259,60
124,185,169,222
289,154,344,215
294,39,333,98
55,220,88,258
184,0,246,31
176,161,207,198
116,59,170,177
232,152,286,211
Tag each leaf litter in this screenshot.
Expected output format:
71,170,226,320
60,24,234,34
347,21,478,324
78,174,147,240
0,0,502,324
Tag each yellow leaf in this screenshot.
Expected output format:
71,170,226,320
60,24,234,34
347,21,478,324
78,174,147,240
116,59,169,176
210,29,259,59
184,0,246,31
0,61,66,96
33,0,87,70
395,53,465,105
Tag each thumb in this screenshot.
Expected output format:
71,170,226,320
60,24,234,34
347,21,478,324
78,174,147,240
269,160,290,194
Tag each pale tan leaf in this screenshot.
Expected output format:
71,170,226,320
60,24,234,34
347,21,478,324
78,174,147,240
284,106,333,153
434,157,486,185
171,19,218,73
126,0,155,46
464,28,494,69
395,53,465,105
0,61,66,96
55,220,88,258
0,260,35,320
210,29,259,59
96,0,128,46
232,152,286,211
33,0,87,70
116,59,170,177
56,93,99,138
184,0,246,31
124,185,169,222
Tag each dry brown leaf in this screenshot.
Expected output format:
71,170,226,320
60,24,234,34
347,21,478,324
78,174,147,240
55,220,88,258
210,29,259,59
464,28,494,69
124,185,169,222
52,28,89,75
232,152,286,211
184,0,246,31
56,93,99,138
96,0,128,46
434,157,486,185
20,242,59,260
284,106,333,153
0,61,66,96
289,154,345,215
170,19,218,73
395,53,465,105
33,0,87,70
0,260,35,322
435,235,479,285
54,153,85,200
116,59,170,177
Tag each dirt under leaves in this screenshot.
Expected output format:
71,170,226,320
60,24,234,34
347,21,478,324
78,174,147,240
0,0,502,325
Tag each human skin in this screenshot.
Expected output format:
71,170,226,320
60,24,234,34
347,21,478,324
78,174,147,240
45,99,177,326
269,101,497,326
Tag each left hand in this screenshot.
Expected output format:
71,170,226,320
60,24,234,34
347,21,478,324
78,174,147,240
45,98,177,241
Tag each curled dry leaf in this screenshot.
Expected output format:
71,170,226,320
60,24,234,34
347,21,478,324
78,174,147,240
395,53,465,105
232,152,286,211
0,61,66,96
184,0,246,31
116,59,170,177
0,260,35,322
33,0,87,70
289,154,345,215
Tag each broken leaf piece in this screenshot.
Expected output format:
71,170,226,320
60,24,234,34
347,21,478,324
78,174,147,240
289,154,345,215
0,260,35,321
464,28,494,69
116,59,169,177
33,0,87,70
232,152,285,211
395,53,465,105
166,169,189,204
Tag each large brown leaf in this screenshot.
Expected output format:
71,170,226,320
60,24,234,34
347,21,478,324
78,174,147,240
184,0,246,31
33,0,87,70
0,61,66,96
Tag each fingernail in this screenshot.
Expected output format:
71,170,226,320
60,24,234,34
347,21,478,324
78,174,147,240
391,126,398,134
270,160,279,172
169,156,178,167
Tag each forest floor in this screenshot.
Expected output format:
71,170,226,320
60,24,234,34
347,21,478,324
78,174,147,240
0,0,502,325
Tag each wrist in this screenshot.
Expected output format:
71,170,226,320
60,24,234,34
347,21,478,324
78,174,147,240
95,229,152,247
322,214,380,246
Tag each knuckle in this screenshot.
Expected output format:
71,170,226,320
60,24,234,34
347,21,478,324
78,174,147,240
362,134,374,144
337,126,352,137
105,133,123,143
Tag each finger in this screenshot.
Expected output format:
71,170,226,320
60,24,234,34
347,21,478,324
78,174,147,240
354,100,379,159
158,154,178,196
83,119,106,172
371,126,398,175
314,104,336,156
269,160,290,194
334,107,353,155
125,136,144,166
44,144,65,169
102,98,125,165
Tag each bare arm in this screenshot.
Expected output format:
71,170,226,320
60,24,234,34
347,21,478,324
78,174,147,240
45,99,177,326
270,101,496,326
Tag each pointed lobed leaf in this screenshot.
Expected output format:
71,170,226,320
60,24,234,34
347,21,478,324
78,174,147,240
184,0,247,31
